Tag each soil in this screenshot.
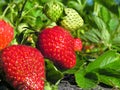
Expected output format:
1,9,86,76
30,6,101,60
0,74,118,90
58,80,116,90
0,80,118,90
58,74,117,90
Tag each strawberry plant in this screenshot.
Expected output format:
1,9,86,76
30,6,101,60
0,0,120,90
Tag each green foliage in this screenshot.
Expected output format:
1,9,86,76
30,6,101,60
75,69,99,88
75,50,120,88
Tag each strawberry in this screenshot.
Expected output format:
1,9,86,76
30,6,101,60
0,20,14,50
44,0,64,22
38,26,76,69
60,8,84,31
0,45,45,90
74,38,83,51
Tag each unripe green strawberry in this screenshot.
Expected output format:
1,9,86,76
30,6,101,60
44,0,64,22
0,45,45,90
60,8,84,31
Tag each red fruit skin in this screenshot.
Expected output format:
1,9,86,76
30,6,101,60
0,45,45,90
38,26,76,69
0,20,14,50
74,38,82,51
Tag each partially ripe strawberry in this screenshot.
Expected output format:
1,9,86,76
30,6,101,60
0,45,45,90
38,26,76,69
74,38,83,51
0,20,14,50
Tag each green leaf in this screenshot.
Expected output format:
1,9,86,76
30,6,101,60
99,76,120,88
44,82,58,90
112,25,120,50
86,50,119,72
45,59,64,84
112,35,120,47
101,27,111,46
75,69,99,89
75,50,120,88
93,16,110,45
99,6,111,23
98,69,120,78
93,15,106,30
108,17,119,31
98,69,120,87
85,50,120,87
83,28,101,43
67,0,82,11
35,16,44,30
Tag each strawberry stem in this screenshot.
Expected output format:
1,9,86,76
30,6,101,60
22,4,43,17
1,4,11,18
15,0,28,27
93,2,102,16
18,0,28,19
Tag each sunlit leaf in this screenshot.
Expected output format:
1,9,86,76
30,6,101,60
75,69,98,89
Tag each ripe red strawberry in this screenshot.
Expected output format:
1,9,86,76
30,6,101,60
0,20,14,50
38,26,76,69
74,38,83,51
0,45,45,90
